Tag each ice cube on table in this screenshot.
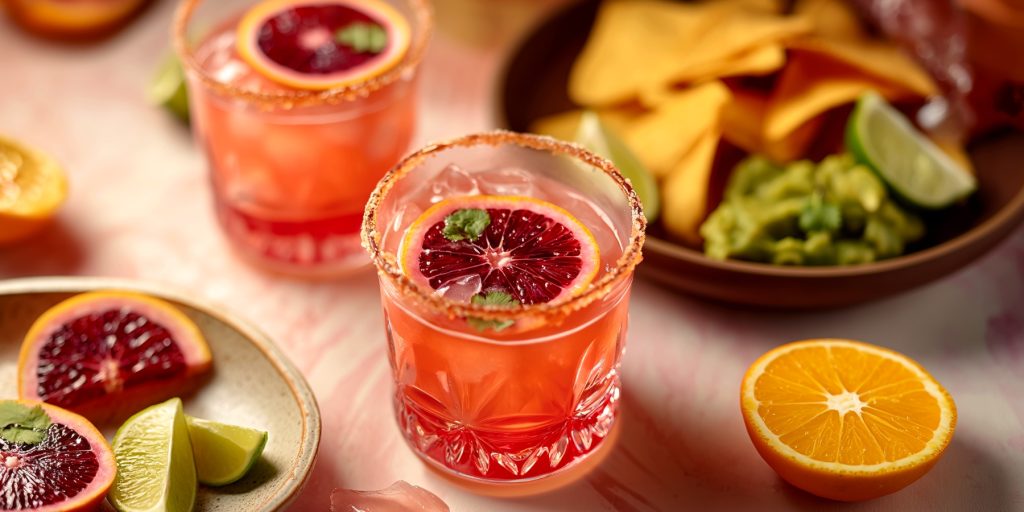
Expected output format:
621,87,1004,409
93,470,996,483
435,274,483,303
330,481,450,512
477,167,536,196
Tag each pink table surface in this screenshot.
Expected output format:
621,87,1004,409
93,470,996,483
3,1,1024,510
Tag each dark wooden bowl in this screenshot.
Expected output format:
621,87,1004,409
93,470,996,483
498,1,1024,309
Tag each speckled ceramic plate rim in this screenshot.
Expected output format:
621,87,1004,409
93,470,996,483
0,276,322,512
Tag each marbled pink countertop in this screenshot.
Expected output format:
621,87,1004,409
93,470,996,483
2,1,1023,510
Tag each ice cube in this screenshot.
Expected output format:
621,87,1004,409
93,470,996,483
478,167,535,196
330,481,450,512
429,164,479,203
435,274,482,303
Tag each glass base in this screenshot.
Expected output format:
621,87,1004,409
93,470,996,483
215,200,370,278
393,378,620,486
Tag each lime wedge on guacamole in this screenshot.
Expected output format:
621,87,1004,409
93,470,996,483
846,92,976,209
574,111,661,221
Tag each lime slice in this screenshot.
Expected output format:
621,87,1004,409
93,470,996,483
186,416,268,486
109,398,196,512
148,54,190,122
846,92,976,209
574,111,661,221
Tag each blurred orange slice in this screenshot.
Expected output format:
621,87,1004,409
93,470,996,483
741,339,956,502
0,137,68,245
3,0,145,37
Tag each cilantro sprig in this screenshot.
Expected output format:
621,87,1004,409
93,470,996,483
467,290,519,332
335,22,388,54
443,208,490,242
0,402,51,445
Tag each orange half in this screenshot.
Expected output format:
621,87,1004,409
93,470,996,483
0,137,68,245
236,0,411,91
740,339,956,502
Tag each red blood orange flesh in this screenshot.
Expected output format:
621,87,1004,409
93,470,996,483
18,291,212,421
400,195,601,305
236,0,411,90
0,400,115,512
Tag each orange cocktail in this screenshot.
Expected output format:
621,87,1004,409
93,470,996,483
363,132,646,484
174,0,431,276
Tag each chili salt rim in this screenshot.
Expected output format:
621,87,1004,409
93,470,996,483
361,131,647,322
172,0,433,108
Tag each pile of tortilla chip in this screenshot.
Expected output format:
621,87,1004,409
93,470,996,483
532,0,952,246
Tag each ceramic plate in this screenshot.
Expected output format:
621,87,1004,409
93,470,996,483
0,276,320,511
499,2,1024,309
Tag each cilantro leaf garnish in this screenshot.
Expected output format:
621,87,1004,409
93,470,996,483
0,402,51,445
799,194,842,234
467,291,519,332
335,22,388,54
443,208,491,242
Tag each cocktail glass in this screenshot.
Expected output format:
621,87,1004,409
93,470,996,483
173,0,431,277
362,132,645,486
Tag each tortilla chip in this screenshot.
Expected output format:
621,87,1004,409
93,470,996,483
639,45,785,108
570,0,810,107
662,130,722,245
623,81,730,177
530,109,638,142
722,87,823,162
794,0,864,40
700,0,783,14
765,51,912,142
786,37,937,98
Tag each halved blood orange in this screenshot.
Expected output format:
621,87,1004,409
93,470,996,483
741,339,956,502
399,195,601,306
0,137,68,245
235,0,411,91
0,399,116,511
18,291,212,422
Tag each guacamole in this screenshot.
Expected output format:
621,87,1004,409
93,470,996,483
700,154,924,266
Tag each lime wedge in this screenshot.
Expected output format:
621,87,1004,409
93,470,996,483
846,92,976,209
148,54,190,122
109,398,196,512
574,111,661,221
186,416,268,486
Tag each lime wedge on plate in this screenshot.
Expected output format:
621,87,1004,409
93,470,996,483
574,111,661,221
109,398,196,512
846,92,976,209
148,54,190,122
186,416,268,486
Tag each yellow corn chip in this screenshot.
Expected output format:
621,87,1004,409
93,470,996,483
570,0,810,107
624,81,730,177
700,0,782,14
530,109,638,142
722,87,823,162
765,51,912,142
662,130,722,245
786,37,937,98
794,0,864,40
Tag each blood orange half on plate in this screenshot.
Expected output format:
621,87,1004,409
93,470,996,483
18,291,212,422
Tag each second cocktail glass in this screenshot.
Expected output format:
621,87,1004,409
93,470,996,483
363,132,646,485
174,0,431,276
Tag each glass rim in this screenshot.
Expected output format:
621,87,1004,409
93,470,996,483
172,0,433,108
361,130,647,323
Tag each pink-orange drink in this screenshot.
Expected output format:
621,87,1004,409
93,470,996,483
363,132,645,485
174,0,431,276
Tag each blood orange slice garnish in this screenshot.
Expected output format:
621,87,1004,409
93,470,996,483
0,399,116,511
236,0,411,91
399,195,601,306
18,291,212,421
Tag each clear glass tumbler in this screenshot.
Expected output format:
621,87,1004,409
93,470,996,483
362,132,646,485
174,0,431,277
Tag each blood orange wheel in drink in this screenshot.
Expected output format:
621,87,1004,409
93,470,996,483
399,195,601,306
235,0,411,90
18,291,212,421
